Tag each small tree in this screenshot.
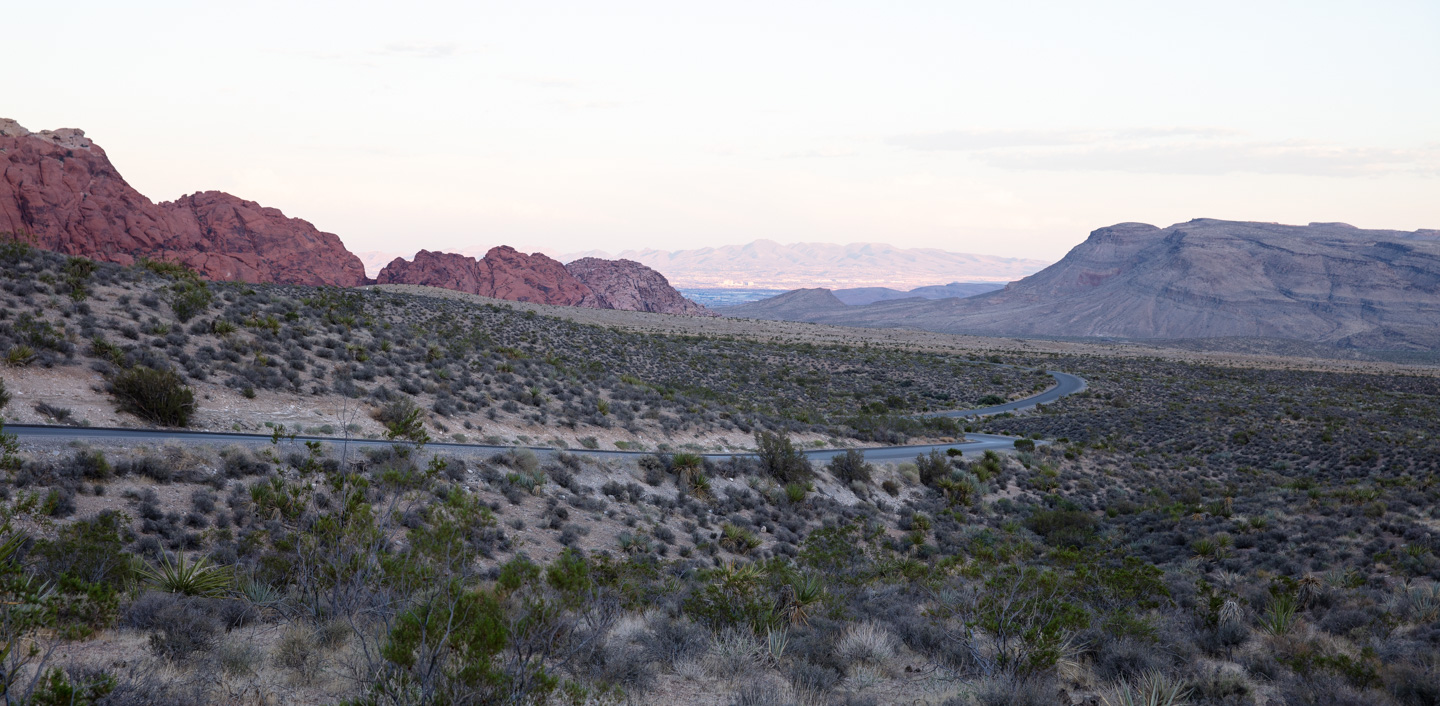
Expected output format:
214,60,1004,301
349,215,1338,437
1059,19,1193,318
109,366,196,427
828,449,873,484
754,431,812,484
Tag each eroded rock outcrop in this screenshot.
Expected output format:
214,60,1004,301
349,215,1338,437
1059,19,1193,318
377,247,603,308
565,257,708,315
0,118,366,286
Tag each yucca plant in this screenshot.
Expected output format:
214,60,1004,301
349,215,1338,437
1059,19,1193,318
787,573,826,626
137,553,232,597
719,523,762,554
765,627,789,665
4,345,36,368
1101,671,1190,706
1258,592,1299,637
1406,582,1440,623
239,578,285,608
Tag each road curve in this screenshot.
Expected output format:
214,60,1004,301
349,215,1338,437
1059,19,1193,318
6,370,1085,463
921,370,1086,418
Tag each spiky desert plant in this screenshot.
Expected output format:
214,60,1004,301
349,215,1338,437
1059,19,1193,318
138,553,232,597
719,523,762,554
1258,592,1299,637
787,573,825,626
1102,671,1191,706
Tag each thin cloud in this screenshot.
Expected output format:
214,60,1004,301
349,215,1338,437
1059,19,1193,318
889,128,1438,176
372,42,465,59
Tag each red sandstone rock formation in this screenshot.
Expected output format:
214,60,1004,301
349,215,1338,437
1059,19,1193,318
377,247,603,308
565,257,709,315
0,119,366,287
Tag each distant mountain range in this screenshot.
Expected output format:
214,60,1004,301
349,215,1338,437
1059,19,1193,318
563,240,1049,290
719,219,1440,351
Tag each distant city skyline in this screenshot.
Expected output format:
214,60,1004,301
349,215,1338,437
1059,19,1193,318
7,1,1437,261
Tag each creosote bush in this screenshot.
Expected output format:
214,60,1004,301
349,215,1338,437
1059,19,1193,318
109,366,196,427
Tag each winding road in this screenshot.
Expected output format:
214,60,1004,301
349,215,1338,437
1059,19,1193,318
6,370,1085,464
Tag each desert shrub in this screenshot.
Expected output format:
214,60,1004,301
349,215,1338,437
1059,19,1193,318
109,366,195,427
0,376,9,410
755,431,812,484
1095,638,1173,682
915,449,951,487
965,673,1057,706
836,621,896,668
641,616,709,668
273,624,324,680
167,278,212,323
25,666,116,705
146,599,221,660
1026,508,1097,548
829,449,873,484
32,509,134,588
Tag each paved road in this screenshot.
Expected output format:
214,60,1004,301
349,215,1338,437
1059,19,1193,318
921,370,1086,418
6,370,1083,463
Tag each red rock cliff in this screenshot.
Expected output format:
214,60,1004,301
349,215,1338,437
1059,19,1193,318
377,247,603,308
0,118,366,287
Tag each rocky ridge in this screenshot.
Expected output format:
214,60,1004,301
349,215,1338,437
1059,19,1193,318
376,248,603,308
377,249,707,315
0,118,367,286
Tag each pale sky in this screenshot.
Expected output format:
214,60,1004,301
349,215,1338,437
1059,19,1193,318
6,1,1438,261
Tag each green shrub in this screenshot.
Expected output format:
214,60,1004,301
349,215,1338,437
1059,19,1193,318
0,376,9,410
167,278,213,323
1026,509,1097,548
374,396,430,447
828,449,873,484
755,431,812,484
915,449,951,487
784,483,809,503
0,421,19,470
1014,438,1036,452
62,257,96,301
109,366,195,427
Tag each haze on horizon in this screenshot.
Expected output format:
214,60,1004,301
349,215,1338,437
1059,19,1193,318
5,0,1437,262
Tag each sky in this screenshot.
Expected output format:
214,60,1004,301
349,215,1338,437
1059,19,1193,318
5,0,1438,261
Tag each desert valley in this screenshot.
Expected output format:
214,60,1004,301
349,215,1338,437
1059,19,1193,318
1,9,1438,706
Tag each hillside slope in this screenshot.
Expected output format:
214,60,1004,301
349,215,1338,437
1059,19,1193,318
721,220,1440,350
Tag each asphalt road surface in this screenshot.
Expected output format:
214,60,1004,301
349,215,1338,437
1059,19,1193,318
7,370,1084,463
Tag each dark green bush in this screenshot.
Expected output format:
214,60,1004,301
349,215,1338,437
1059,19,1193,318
828,449,873,484
1025,508,1097,548
755,431,812,484
109,366,195,427
167,278,213,323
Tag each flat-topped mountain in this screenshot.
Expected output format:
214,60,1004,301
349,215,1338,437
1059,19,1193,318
720,219,1440,350
0,119,367,286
